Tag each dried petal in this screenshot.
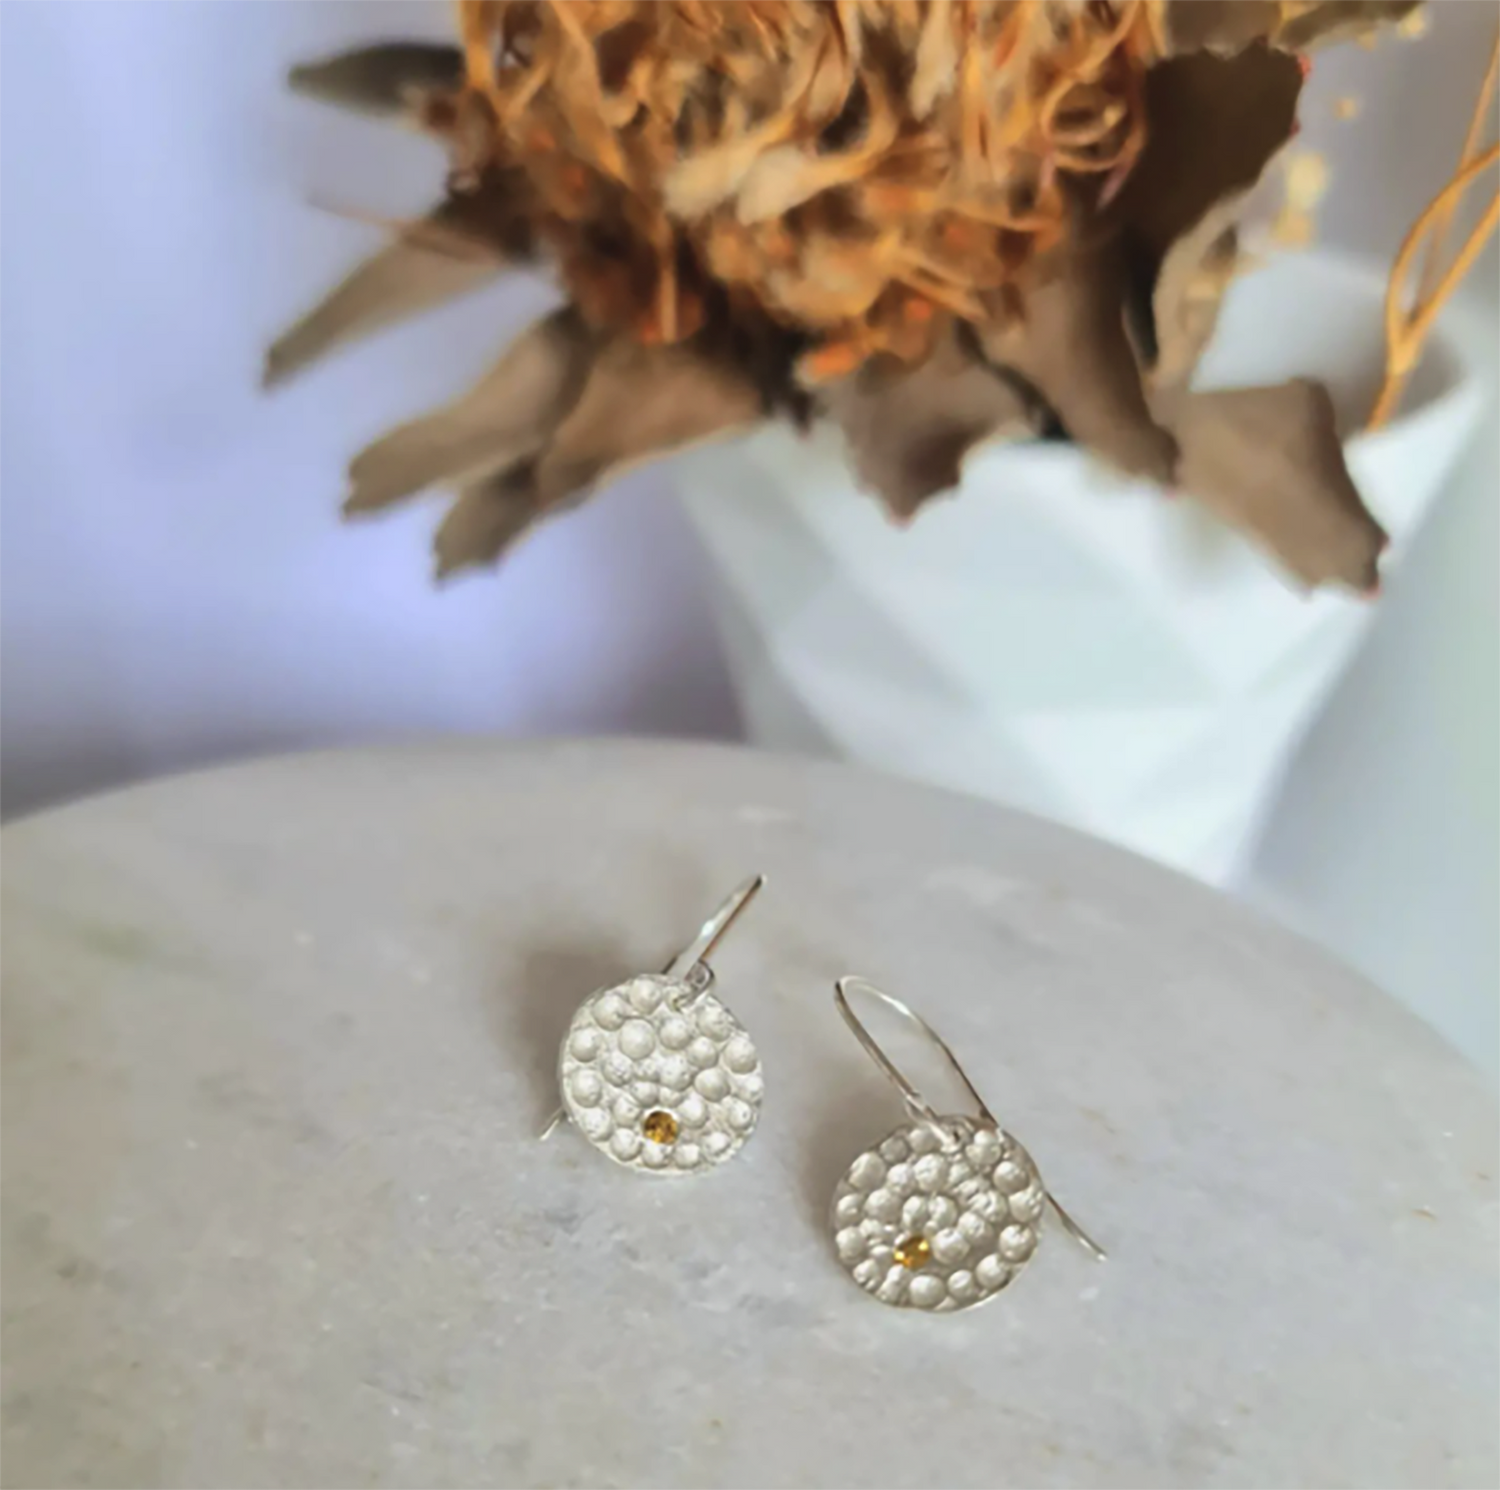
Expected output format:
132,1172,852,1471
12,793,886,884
345,309,596,514
1172,380,1386,590
829,330,1039,517
287,43,465,121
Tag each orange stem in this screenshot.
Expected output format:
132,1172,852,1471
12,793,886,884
1374,18,1500,429
1370,141,1500,429
1415,31,1499,308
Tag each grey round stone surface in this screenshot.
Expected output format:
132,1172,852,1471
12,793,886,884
2,740,1495,1489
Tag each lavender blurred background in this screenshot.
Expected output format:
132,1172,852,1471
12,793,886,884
1,1,1494,1076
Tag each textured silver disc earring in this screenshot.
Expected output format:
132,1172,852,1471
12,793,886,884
829,976,1104,1311
541,877,765,1175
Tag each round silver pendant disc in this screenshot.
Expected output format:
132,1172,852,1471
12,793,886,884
558,974,762,1175
830,1119,1046,1311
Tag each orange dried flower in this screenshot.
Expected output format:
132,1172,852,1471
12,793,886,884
268,1,1441,593
446,0,1160,359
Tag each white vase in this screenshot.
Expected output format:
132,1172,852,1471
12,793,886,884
674,250,1490,886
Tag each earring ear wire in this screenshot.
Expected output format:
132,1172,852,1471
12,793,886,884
834,977,1104,1259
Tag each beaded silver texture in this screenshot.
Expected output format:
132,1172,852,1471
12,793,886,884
541,876,765,1172
826,976,1104,1311
831,1118,1045,1311
559,974,762,1174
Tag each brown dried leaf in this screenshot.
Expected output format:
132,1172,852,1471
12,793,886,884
287,43,465,121
981,235,1177,484
345,309,596,514
532,338,765,505
1112,45,1300,401
1172,380,1386,590
1114,44,1303,261
418,333,765,578
828,330,1040,518
432,467,546,579
263,200,513,390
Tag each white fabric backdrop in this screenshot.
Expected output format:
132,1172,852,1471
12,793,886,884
0,0,739,819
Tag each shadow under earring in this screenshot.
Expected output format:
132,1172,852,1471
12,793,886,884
542,877,766,1176
828,976,1104,1312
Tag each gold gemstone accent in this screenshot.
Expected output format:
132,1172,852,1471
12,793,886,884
642,1109,679,1145
893,1234,931,1270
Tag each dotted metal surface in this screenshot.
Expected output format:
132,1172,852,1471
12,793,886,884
831,1119,1044,1310
558,974,762,1175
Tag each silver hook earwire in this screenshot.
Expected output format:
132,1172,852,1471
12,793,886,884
664,874,765,985
834,976,996,1132
833,976,1106,1261
1044,1190,1106,1261
540,876,767,1141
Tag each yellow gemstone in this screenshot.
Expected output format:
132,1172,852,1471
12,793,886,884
893,1234,931,1270
642,1109,679,1145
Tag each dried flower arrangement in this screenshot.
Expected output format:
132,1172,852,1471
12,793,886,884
267,0,1487,593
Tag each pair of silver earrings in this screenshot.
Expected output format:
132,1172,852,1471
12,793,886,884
542,877,1104,1313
